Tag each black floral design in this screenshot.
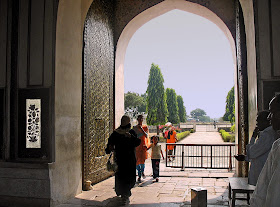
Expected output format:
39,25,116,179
27,103,40,143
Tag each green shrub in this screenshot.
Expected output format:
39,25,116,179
219,129,235,142
230,124,235,133
177,131,191,141
230,135,235,142
158,136,165,143
190,129,194,133
219,129,225,133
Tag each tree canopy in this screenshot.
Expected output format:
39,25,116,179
190,108,206,121
199,115,211,122
177,95,186,122
166,88,180,124
223,86,235,123
146,63,168,125
124,92,146,113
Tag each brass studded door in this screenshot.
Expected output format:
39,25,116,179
82,0,114,187
236,1,249,177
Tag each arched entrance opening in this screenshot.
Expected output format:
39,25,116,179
115,0,258,179
115,0,237,128
123,9,235,126
115,0,240,175
123,8,238,175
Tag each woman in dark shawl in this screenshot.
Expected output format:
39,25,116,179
105,115,141,205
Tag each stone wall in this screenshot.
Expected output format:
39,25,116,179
255,0,280,111
0,163,50,206
52,0,115,205
51,0,84,205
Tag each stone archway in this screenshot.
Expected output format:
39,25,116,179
53,0,257,204
114,0,256,177
115,0,237,127
0,0,261,206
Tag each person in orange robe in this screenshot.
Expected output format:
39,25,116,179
166,127,177,161
133,115,150,182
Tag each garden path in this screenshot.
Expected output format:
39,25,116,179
178,131,225,144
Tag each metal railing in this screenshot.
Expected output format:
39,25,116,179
166,143,236,171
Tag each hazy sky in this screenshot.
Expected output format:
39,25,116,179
124,10,234,119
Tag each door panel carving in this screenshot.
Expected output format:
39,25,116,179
236,1,249,177
83,0,114,186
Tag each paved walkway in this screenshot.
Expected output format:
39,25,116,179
179,131,225,144
58,133,249,207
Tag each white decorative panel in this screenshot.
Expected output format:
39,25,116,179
26,99,41,148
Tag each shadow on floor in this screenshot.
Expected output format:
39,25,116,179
58,189,250,207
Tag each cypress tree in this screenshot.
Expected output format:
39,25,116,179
146,63,168,125
166,88,180,124
177,95,186,122
223,86,235,123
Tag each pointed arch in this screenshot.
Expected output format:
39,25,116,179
115,0,237,126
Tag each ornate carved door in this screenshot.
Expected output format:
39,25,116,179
82,0,114,187
236,1,249,177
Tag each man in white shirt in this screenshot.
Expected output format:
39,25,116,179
250,94,280,206
245,111,277,185
235,111,276,185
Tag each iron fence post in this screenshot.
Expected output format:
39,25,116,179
201,145,203,168
210,146,213,168
166,143,168,167
181,145,185,171
229,145,232,171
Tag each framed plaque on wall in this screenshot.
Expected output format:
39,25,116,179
17,88,52,162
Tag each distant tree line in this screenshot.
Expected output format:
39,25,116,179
125,63,235,124
124,92,146,113
190,108,211,122
188,87,235,123
187,86,235,123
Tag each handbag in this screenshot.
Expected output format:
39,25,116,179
107,152,118,172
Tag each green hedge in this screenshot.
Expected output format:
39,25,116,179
219,129,235,142
177,131,191,141
159,136,165,143
230,124,235,133
158,130,191,143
